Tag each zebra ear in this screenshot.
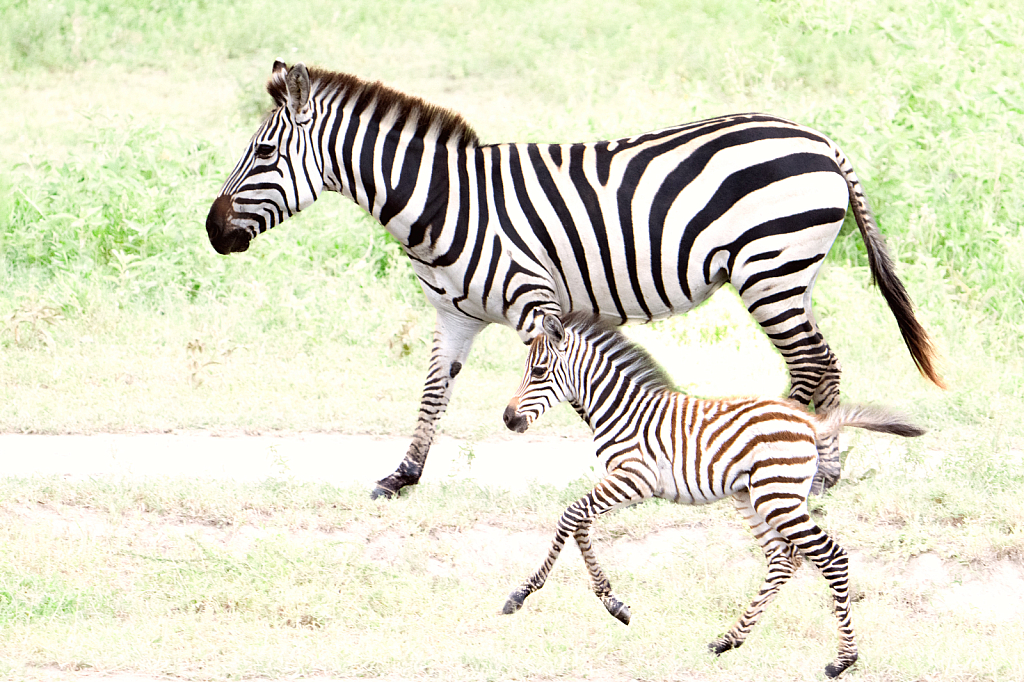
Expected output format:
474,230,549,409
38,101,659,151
268,60,289,108
541,314,566,349
285,62,311,115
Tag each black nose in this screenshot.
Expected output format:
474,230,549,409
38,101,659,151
503,405,528,433
206,195,251,254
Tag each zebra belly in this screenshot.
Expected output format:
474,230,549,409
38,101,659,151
654,452,734,505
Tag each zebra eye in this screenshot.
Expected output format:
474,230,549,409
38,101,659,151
255,143,276,159
530,365,547,378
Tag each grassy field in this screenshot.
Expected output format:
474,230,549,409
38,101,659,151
1,0,1023,680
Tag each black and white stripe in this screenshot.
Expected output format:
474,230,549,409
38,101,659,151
206,61,943,499
501,313,925,678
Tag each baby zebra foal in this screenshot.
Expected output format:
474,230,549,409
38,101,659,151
501,312,924,678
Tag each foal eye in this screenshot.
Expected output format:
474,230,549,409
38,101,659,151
255,143,276,159
530,365,547,378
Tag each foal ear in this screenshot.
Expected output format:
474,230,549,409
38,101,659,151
541,314,566,348
285,62,312,115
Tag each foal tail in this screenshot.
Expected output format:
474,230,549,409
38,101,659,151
815,403,926,441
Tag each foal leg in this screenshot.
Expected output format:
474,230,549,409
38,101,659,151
759,495,857,678
503,472,646,619
709,491,801,655
574,519,631,624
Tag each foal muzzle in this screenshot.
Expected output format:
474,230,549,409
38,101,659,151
503,403,530,433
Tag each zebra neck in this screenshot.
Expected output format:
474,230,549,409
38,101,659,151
573,364,663,439
316,90,477,251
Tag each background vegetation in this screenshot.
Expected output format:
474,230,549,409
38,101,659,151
1,0,1022,680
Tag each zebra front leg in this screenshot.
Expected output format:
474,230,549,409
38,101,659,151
709,491,801,655
502,504,578,615
573,519,630,624
504,477,643,621
371,313,485,499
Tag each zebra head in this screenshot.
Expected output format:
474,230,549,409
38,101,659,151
206,61,324,255
503,314,573,434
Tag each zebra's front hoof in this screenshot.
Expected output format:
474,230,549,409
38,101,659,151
824,653,858,678
502,589,527,615
708,636,741,656
369,485,396,500
602,596,630,625
371,473,409,500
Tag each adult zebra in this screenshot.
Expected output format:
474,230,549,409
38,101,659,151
501,312,926,678
206,61,944,499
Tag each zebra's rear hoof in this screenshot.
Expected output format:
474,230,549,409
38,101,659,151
824,653,858,678
602,597,630,625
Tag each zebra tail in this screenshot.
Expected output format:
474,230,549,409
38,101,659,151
815,403,926,441
834,147,947,390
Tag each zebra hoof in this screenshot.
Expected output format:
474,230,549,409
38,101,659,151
369,485,396,500
824,653,858,678
502,590,527,615
708,636,740,656
603,597,630,625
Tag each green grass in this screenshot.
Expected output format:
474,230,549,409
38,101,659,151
1,0,1023,679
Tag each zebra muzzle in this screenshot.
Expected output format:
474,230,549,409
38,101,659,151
206,195,252,255
503,404,530,433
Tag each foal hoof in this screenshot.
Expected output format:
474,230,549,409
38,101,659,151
708,636,741,656
824,653,858,678
502,590,527,615
602,597,631,625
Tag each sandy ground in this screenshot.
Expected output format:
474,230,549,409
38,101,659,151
0,432,598,490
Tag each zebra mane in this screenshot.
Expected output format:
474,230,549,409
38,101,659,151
559,312,679,394
267,66,481,147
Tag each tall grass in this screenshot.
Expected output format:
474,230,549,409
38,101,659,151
3,120,410,309
3,0,1021,331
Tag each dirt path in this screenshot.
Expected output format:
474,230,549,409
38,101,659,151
1,432,597,490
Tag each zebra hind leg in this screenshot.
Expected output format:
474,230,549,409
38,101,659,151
744,286,844,495
709,492,800,655
573,519,630,624
761,499,858,677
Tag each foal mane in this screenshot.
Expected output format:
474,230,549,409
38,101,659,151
560,313,679,394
